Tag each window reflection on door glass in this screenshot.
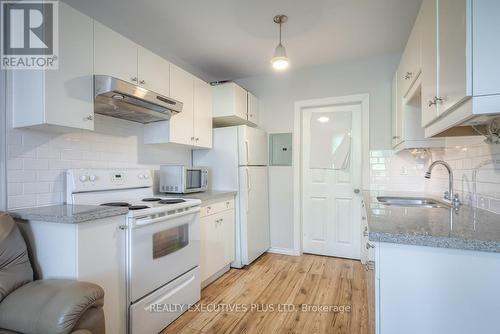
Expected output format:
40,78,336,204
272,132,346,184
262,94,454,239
309,110,352,170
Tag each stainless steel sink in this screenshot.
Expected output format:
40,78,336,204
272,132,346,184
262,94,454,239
376,196,451,208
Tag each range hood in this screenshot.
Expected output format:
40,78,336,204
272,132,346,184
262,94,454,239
94,75,183,124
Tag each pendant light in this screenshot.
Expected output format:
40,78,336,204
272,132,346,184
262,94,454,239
271,14,289,71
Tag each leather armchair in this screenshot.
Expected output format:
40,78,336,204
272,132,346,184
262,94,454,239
0,212,105,334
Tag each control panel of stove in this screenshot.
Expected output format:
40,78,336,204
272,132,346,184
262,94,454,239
67,169,153,194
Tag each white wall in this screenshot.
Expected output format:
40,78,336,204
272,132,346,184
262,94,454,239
6,114,191,209
236,55,399,251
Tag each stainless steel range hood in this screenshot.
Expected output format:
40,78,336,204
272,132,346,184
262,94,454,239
94,75,183,124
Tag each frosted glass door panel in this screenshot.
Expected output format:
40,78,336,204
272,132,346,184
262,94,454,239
309,110,352,170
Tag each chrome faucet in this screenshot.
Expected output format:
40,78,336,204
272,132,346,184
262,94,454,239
424,160,461,208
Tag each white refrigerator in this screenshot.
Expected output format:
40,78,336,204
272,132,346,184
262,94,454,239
193,125,270,268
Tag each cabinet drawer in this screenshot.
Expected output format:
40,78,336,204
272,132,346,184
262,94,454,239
200,199,234,217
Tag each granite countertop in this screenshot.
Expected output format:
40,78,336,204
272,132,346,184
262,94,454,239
159,190,237,204
363,191,500,253
9,204,129,224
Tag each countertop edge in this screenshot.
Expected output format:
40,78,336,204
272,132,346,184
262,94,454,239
9,206,129,224
369,231,500,253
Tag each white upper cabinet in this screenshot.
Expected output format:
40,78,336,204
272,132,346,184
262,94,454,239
94,21,137,84
437,0,469,114
169,64,195,146
421,0,500,137
10,2,94,131
420,0,439,127
144,65,213,149
212,82,259,127
399,15,422,98
137,46,170,97
193,78,213,149
247,92,259,126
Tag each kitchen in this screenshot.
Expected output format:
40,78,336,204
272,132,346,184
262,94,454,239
0,0,499,334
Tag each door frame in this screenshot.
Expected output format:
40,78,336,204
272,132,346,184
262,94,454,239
293,94,370,255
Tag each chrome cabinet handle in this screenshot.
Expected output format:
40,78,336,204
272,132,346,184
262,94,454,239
428,96,444,107
139,79,146,84
392,136,400,139
84,115,93,121
131,77,138,82
119,225,128,230
366,242,375,249
190,137,195,141
354,189,360,194
404,72,413,80
195,138,199,141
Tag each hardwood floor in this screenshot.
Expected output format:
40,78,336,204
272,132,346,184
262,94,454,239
162,253,371,334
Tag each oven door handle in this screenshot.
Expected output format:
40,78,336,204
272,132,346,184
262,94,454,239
135,207,200,227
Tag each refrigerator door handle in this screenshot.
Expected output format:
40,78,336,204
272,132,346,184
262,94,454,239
246,168,250,212
245,140,250,164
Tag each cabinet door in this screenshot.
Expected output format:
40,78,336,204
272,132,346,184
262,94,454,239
200,215,225,282
44,2,94,130
391,71,403,147
400,21,422,98
94,21,138,84
169,64,194,145
421,0,439,126
220,210,235,264
247,92,259,126
137,46,170,97
234,84,248,120
438,0,469,113
193,78,213,149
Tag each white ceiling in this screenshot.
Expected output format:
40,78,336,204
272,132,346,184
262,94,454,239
63,0,422,81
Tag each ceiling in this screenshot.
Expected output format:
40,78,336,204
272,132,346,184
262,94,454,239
63,0,422,81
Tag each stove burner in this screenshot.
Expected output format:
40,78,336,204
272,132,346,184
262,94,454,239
101,202,130,207
142,198,162,202
129,205,150,210
158,199,186,204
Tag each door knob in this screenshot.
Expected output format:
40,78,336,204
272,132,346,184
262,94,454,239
354,189,360,194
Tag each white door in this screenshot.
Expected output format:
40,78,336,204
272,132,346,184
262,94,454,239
239,166,270,265
169,64,194,146
94,21,138,84
137,46,170,97
302,104,362,259
238,126,268,166
193,78,213,149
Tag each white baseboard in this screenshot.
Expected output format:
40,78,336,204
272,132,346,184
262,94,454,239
267,247,301,256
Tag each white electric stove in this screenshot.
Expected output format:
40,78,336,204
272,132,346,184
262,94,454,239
66,168,201,334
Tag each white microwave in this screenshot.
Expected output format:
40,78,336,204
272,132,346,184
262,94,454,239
159,165,208,193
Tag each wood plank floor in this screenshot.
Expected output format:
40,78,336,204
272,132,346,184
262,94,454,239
161,253,370,334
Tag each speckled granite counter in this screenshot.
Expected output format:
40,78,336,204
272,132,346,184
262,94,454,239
159,190,237,204
363,191,500,253
9,204,129,224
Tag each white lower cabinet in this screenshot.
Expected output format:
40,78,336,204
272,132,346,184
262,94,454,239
376,242,500,334
200,198,235,286
18,216,127,334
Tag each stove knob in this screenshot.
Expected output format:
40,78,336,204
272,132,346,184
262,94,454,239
138,174,144,179
89,175,97,182
79,175,88,182
144,174,150,179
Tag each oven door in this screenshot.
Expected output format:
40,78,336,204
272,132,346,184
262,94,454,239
128,206,200,302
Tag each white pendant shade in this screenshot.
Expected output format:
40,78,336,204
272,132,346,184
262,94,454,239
271,43,289,70
271,14,289,71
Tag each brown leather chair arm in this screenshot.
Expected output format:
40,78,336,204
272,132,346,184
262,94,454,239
0,279,104,334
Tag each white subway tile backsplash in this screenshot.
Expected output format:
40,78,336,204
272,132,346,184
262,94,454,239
6,114,191,209
370,138,500,214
